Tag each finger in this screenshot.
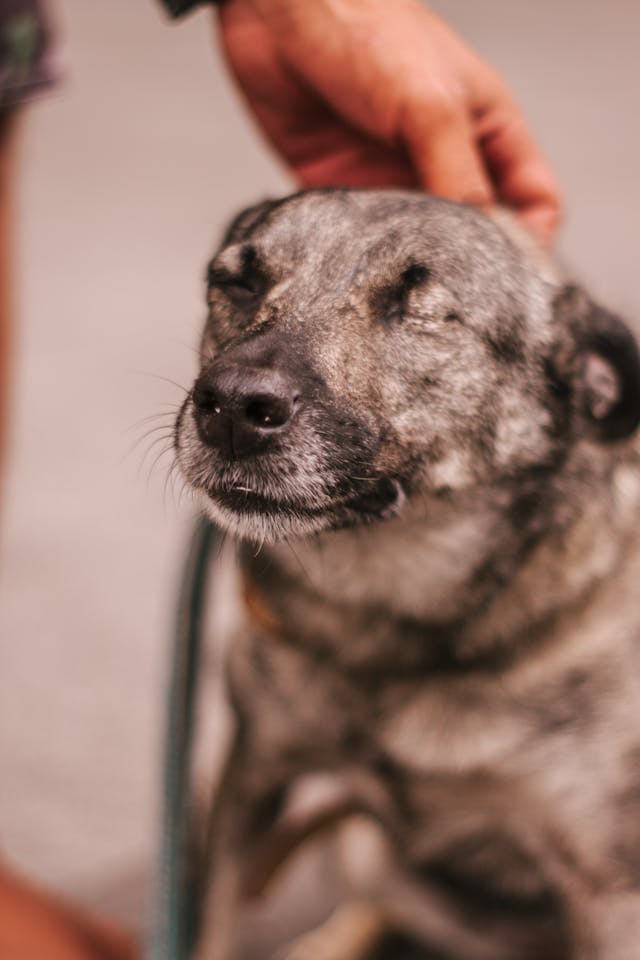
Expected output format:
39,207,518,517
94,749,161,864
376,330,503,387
516,202,561,248
477,100,562,245
403,100,495,208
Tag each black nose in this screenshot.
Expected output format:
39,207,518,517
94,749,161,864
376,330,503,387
192,361,299,458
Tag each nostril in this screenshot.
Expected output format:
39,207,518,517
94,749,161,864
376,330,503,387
244,395,292,429
193,381,221,414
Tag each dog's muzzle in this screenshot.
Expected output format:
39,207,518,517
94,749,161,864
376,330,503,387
178,340,405,539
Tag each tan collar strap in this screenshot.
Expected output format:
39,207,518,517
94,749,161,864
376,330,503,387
242,576,283,634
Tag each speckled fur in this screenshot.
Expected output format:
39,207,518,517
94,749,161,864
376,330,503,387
175,190,640,960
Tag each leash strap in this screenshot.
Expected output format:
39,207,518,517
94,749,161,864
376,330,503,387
150,515,220,960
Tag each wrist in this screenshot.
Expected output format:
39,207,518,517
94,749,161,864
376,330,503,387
161,0,224,16
244,0,374,33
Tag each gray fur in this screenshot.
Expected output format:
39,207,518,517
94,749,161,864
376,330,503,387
174,189,640,960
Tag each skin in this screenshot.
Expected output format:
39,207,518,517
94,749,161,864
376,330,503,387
216,0,562,245
0,859,137,960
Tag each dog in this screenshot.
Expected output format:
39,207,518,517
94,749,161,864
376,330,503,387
174,188,640,960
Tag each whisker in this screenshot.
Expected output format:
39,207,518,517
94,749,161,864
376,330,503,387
285,537,313,587
122,426,174,469
135,371,190,395
162,452,181,512
146,442,176,489
215,529,229,563
173,465,192,511
137,432,176,471
176,341,205,359
253,535,265,558
125,408,180,433
127,423,176,456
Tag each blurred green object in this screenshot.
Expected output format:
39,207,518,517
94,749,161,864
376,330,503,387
0,1,58,105
4,13,39,83
152,516,219,960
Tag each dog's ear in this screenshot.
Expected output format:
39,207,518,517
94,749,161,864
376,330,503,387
221,198,278,246
549,285,640,442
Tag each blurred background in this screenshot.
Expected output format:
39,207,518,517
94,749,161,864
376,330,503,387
0,0,638,941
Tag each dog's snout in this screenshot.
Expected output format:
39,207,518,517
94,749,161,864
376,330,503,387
192,362,299,458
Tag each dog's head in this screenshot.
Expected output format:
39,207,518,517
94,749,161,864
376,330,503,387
175,189,640,543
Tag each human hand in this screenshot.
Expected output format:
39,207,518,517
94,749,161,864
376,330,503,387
216,0,561,245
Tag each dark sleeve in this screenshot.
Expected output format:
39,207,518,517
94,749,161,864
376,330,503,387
159,0,220,17
0,0,60,107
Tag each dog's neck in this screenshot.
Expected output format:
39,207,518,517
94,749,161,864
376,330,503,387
242,455,640,675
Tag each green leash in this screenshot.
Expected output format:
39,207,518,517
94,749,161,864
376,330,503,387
151,515,220,960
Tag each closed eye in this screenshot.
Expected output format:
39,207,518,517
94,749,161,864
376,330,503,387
208,271,262,299
206,246,267,305
401,264,429,289
376,263,430,325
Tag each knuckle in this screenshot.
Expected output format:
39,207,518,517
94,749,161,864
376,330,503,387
404,85,465,132
423,92,463,127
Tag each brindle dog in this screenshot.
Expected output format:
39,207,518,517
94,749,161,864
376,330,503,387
174,189,640,960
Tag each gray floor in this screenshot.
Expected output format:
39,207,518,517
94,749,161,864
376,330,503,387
0,0,638,936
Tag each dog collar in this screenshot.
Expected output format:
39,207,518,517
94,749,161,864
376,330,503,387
242,576,283,634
